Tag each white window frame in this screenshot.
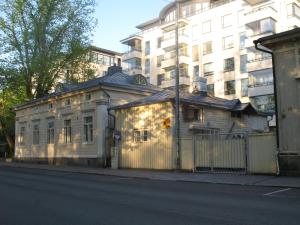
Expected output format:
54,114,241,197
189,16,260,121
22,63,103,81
223,36,234,50
63,119,72,143
47,120,55,145
19,126,26,146
222,14,232,28
202,20,211,34
83,116,94,144
32,123,40,145
133,129,150,143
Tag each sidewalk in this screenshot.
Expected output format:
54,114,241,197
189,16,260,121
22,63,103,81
1,161,300,188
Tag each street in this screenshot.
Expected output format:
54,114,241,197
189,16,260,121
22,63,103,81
0,166,300,225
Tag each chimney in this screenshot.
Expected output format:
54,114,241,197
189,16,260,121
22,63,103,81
107,64,122,76
192,77,207,95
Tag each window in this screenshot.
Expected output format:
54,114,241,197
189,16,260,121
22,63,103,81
183,107,204,123
251,95,275,112
19,126,26,145
48,103,53,109
145,59,150,74
239,32,247,49
145,41,150,55
240,55,247,73
287,3,300,18
249,69,273,87
157,74,165,86
202,20,211,34
83,116,93,143
65,99,71,106
85,93,91,101
260,18,275,33
222,14,232,28
47,120,55,144
203,41,212,55
224,57,235,72
207,84,214,96
223,36,233,49
133,129,149,143
64,119,72,143
33,124,40,145
157,55,163,67
241,79,248,97
193,66,199,77
157,37,162,48
192,45,199,61
225,80,236,95
203,63,214,76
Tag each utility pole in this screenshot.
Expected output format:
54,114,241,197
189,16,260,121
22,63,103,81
175,0,181,170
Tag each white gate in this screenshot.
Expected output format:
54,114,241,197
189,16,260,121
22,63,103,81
194,133,247,173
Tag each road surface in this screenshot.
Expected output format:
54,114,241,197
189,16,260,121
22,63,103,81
0,165,300,225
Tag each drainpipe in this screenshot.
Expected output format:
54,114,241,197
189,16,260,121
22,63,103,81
254,40,280,175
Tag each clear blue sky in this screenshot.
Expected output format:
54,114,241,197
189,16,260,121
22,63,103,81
92,0,170,53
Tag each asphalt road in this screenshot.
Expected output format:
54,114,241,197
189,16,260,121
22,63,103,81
0,166,300,225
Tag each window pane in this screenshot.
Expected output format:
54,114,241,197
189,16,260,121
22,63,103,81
241,78,248,97
240,55,247,73
224,58,235,72
202,20,211,33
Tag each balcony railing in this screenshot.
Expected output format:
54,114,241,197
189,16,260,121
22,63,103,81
248,81,274,88
247,56,272,63
124,47,142,54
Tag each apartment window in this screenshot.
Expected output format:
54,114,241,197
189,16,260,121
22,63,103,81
223,36,233,49
203,63,214,76
241,78,249,97
193,66,199,77
240,55,247,73
48,103,53,109
33,124,40,145
19,126,26,145
207,84,214,96
192,45,199,61
64,119,72,143
157,74,165,86
65,99,71,106
239,32,247,49
85,93,91,101
157,55,163,67
225,80,236,95
287,3,300,18
202,20,211,34
192,25,199,41
260,18,275,34
47,120,55,144
157,37,162,48
203,41,212,55
145,41,150,55
249,69,273,87
83,116,93,143
145,59,150,74
133,129,149,143
222,14,232,28
224,57,235,72
251,95,275,112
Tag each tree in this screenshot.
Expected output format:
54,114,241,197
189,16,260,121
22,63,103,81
0,67,27,156
0,0,97,99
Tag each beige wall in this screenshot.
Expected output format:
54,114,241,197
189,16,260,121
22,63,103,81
115,102,175,169
15,87,152,161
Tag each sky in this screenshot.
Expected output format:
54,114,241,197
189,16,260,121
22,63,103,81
92,0,170,53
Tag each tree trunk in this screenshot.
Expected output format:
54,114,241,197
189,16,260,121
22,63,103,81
4,132,14,153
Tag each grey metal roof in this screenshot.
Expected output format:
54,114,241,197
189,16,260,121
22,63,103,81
15,71,162,110
109,90,251,112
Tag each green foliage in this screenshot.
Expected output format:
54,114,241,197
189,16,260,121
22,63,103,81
0,0,97,99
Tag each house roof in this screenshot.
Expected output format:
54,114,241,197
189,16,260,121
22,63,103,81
254,28,300,47
89,46,122,56
15,69,162,110
109,90,258,113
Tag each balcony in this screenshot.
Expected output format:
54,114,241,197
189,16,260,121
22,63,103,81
244,0,268,5
161,54,190,70
160,76,190,89
161,33,189,51
245,31,275,48
123,66,142,75
248,82,274,97
122,48,142,61
161,18,189,32
247,57,272,72
244,6,278,26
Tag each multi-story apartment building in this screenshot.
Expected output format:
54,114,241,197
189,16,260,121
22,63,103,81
121,0,300,112
63,46,122,82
